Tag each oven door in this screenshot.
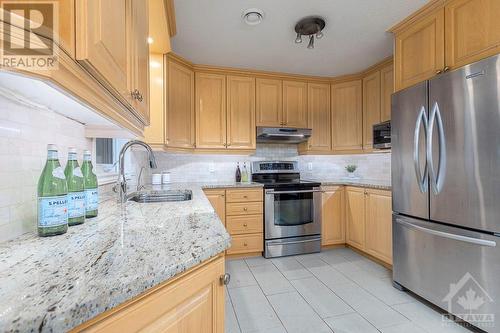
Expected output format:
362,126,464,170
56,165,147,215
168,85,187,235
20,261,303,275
264,187,322,240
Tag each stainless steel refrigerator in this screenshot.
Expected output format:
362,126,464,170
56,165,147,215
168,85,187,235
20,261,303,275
392,54,500,331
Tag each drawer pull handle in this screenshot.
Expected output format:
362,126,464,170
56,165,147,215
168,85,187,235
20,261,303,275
220,273,231,286
243,242,248,246
243,207,248,211
243,195,248,198
243,223,248,227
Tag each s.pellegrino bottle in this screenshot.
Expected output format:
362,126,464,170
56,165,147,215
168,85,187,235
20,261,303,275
81,150,98,218
65,147,85,226
37,144,68,236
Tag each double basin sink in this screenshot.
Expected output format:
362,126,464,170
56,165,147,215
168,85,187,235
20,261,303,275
128,189,192,203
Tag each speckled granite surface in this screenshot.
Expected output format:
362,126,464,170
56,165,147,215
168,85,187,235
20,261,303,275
305,178,392,190
0,182,256,332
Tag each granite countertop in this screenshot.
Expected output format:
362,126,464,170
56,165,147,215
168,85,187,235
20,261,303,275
0,182,258,332
305,178,392,190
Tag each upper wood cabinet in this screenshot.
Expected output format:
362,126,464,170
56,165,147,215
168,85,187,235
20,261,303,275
322,186,345,246
393,6,445,91
380,65,394,122
362,71,381,150
226,76,256,150
345,187,366,250
256,78,282,127
445,0,500,69
76,0,129,100
166,59,195,149
196,73,227,149
331,80,363,152
365,189,393,265
144,53,164,148
283,81,308,128
306,83,331,152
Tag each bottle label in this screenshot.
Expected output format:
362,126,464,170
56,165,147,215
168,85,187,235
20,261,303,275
52,167,66,180
68,191,85,218
48,151,58,159
73,167,83,178
38,196,68,228
85,188,99,211
68,152,77,161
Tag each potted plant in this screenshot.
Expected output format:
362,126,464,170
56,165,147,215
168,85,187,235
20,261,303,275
345,164,357,178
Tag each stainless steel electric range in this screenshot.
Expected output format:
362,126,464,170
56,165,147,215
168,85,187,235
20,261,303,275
251,161,322,258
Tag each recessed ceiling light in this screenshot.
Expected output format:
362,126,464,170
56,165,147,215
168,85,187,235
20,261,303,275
242,8,264,26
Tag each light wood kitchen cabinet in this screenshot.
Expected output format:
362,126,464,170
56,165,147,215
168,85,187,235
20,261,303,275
321,186,345,246
365,189,393,265
345,187,366,250
380,65,394,122
331,80,363,152
282,81,308,128
195,73,227,149
74,255,225,333
445,0,500,69
392,6,445,91
362,71,381,150
203,189,226,226
76,0,129,101
306,83,331,152
226,76,256,150
256,78,282,127
144,53,164,148
165,58,195,149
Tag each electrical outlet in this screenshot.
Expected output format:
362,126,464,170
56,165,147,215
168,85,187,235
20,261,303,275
209,162,215,173
307,162,313,171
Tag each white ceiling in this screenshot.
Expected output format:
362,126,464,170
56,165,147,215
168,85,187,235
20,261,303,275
172,0,428,77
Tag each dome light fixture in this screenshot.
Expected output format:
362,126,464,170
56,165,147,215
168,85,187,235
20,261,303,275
294,16,326,49
242,8,264,26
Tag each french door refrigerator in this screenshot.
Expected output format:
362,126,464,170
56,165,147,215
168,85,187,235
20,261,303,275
392,54,500,332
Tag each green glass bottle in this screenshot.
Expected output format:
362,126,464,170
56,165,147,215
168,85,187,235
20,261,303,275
65,147,85,226
37,144,68,236
81,150,98,218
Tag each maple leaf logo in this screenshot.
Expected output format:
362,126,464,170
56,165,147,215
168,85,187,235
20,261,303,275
457,288,485,311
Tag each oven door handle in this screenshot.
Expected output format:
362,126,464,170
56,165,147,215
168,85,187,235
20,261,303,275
265,189,324,195
267,238,321,246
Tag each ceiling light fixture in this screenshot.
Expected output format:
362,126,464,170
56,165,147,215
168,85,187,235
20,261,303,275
294,16,325,49
242,8,264,26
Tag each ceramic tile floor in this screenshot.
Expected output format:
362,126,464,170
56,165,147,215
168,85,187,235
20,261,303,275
225,247,473,333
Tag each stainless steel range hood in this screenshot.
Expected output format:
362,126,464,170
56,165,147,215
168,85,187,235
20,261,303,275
256,127,312,144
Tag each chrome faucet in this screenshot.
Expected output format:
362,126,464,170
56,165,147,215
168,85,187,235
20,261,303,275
117,140,158,203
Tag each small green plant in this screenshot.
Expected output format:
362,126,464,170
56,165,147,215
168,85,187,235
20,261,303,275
345,164,357,173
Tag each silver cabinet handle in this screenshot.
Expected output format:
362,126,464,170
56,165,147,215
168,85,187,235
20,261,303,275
396,219,496,247
427,102,447,194
266,189,323,195
413,106,428,193
220,273,231,286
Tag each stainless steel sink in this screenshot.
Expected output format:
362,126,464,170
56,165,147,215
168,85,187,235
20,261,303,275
128,190,192,203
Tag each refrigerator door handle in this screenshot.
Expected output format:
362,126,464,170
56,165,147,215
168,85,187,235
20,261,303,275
395,219,497,247
427,102,447,194
413,106,428,193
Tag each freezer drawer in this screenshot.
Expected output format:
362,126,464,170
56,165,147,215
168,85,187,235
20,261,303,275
393,214,500,332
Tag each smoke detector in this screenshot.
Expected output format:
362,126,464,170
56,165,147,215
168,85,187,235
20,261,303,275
242,8,264,26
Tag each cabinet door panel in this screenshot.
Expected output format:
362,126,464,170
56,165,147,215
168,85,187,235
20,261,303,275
196,73,226,148
380,65,394,122
76,0,128,99
203,189,226,226
307,83,331,151
321,187,345,246
394,8,445,91
445,0,500,69
144,53,164,146
256,79,282,127
362,71,381,150
166,59,195,148
365,189,392,265
345,187,365,250
283,81,308,128
331,80,362,151
226,76,256,150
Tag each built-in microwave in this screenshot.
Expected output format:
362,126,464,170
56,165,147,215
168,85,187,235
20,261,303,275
373,121,391,149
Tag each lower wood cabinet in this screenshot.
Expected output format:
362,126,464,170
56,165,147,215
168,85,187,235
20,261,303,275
345,187,366,250
321,186,345,246
203,189,226,226
74,255,225,333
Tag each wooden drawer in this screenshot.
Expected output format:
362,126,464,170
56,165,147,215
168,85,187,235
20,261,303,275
227,233,263,255
226,215,263,235
226,202,263,216
226,188,263,203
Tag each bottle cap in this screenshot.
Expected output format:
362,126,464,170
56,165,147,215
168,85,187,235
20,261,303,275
47,144,57,151
83,150,91,156
68,147,77,154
